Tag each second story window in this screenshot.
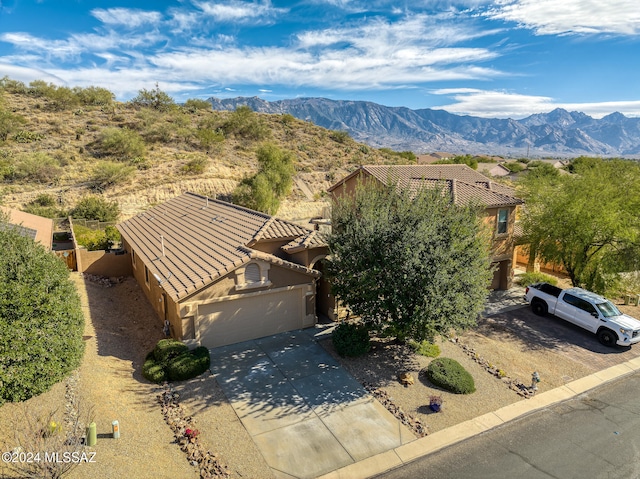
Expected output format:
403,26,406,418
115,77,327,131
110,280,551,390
497,209,508,235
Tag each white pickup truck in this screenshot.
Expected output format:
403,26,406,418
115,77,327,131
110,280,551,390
524,282,640,347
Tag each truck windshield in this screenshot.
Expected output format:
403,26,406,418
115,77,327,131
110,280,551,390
596,301,621,318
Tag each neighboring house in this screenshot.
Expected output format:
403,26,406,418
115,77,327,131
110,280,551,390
0,206,54,250
328,165,524,290
117,192,330,349
477,162,511,178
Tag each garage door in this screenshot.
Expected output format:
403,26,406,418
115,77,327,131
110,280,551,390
197,288,303,348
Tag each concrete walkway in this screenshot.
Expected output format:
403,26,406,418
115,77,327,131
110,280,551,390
209,331,414,479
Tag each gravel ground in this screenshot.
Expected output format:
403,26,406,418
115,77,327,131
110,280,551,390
2,270,640,479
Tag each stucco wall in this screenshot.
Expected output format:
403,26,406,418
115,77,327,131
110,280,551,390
78,249,133,277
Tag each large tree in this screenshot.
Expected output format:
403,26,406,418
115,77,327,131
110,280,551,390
327,181,492,342
520,158,640,293
0,223,84,404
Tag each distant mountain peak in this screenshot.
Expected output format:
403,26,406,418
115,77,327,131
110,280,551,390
207,96,640,158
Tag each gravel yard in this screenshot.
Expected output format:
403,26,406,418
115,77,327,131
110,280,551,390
2,271,640,479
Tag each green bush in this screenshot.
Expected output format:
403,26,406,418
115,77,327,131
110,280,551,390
409,340,441,357
180,157,208,175
166,346,211,381
184,98,212,112
130,84,176,112
329,130,350,144
142,340,210,383
90,160,136,190
72,225,109,251
0,225,84,404
71,195,120,222
23,194,67,219
94,127,146,160
142,351,167,383
504,161,525,173
153,339,188,363
425,358,475,394
332,322,371,357
12,152,61,183
221,106,270,141
516,271,558,287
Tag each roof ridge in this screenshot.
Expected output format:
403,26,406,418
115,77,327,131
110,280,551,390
250,216,276,245
184,191,272,220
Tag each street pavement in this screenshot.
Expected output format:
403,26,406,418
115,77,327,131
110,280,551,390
375,369,640,479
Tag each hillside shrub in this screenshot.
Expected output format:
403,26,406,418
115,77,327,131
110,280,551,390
332,322,371,357
12,152,61,183
23,194,67,219
130,84,176,112
184,98,212,112
180,156,208,175
0,108,26,141
90,161,136,190
221,106,270,141
409,340,441,358
517,271,558,287
329,130,350,144
425,358,475,394
94,127,146,160
142,339,210,383
73,85,114,106
71,195,120,222
0,224,84,404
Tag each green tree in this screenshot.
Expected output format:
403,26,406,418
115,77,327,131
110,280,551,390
520,158,640,292
327,181,492,342
71,195,120,222
0,223,84,403
184,98,212,112
130,83,176,112
232,144,296,214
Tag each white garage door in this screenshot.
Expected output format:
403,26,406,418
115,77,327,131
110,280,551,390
197,288,304,348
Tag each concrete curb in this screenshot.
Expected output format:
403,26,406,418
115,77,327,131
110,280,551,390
316,357,640,479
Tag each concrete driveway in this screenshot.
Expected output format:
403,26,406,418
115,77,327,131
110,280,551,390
209,330,415,479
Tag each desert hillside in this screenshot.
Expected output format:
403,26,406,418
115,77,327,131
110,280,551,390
0,82,413,224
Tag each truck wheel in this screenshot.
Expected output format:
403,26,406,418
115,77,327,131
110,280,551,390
531,300,547,316
597,328,617,347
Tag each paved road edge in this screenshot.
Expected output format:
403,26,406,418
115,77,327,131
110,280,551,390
317,356,640,479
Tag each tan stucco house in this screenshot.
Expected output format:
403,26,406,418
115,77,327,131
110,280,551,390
117,192,330,349
328,165,524,290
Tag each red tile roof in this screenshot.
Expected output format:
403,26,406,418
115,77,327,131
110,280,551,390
329,165,522,207
117,192,318,302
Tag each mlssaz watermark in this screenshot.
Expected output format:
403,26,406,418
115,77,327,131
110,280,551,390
2,450,96,464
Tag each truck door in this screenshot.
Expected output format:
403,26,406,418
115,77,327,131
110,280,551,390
555,293,581,325
569,298,599,332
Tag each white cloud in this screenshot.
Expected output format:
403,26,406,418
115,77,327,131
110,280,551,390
91,8,163,28
485,0,640,35
431,88,640,118
193,0,288,22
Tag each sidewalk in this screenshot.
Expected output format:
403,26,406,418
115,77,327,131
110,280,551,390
314,285,640,479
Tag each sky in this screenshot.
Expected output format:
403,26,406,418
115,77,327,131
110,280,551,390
0,0,639,119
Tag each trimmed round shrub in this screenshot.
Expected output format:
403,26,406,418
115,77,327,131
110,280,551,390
142,351,167,383
142,341,210,383
166,346,211,381
153,338,188,362
332,322,371,357
425,358,475,394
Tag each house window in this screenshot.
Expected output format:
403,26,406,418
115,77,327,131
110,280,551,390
497,209,508,235
144,265,149,286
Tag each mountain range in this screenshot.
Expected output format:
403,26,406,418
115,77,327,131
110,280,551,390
207,96,640,158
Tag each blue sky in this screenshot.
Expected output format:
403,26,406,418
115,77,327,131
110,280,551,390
1,0,639,119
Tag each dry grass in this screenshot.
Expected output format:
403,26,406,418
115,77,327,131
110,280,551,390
0,91,415,221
